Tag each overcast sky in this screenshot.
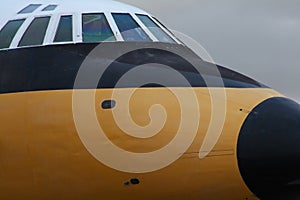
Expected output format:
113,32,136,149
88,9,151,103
120,0,300,102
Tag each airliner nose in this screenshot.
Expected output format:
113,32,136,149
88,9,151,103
237,97,300,199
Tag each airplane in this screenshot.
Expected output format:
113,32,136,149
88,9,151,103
0,0,299,199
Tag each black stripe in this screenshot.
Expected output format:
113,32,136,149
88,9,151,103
0,42,265,94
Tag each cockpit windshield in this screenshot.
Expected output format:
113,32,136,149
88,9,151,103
82,13,115,42
136,14,176,44
112,13,151,42
0,3,181,50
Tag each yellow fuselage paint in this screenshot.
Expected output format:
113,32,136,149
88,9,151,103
0,88,281,199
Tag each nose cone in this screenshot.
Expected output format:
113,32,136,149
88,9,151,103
237,97,300,199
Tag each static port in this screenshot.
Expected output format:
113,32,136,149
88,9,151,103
101,100,116,109
130,178,140,185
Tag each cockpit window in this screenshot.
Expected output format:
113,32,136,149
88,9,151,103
136,14,175,44
54,15,73,42
112,13,151,42
42,5,58,11
0,19,25,49
18,4,42,14
152,17,183,44
18,17,50,47
152,17,176,37
82,13,115,42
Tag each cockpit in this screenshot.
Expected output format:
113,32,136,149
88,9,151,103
0,1,181,50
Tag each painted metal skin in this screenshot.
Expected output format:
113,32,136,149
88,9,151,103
0,87,278,200
1,1,300,200
0,41,297,200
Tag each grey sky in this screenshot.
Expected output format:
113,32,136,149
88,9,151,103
119,0,300,102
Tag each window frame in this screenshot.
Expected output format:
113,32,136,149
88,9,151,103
42,5,58,12
81,12,116,43
130,14,157,42
111,12,152,42
104,12,123,41
0,10,183,51
8,14,57,48
135,14,177,43
17,4,42,14
17,15,52,47
50,13,76,44
0,19,26,49
53,15,73,43
149,16,182,44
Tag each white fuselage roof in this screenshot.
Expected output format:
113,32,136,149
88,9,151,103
1,0,148,21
